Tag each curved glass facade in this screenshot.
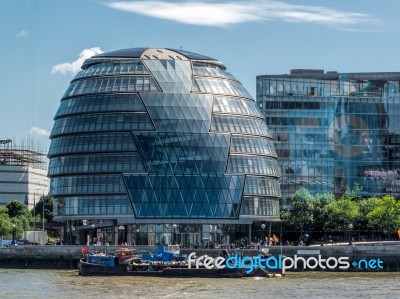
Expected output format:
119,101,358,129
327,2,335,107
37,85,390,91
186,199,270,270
74,59,149,80
56,94,146,116
49,48,281,245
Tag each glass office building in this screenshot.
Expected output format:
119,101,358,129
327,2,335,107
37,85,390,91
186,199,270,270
257,69,400,199
49,48,281,245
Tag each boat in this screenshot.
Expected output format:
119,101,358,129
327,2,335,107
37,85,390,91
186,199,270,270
78,245,281,278
79,245,243,278
79,247,139,275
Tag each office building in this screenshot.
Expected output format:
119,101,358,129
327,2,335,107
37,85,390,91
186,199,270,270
49,48,281,245
257,69,400,199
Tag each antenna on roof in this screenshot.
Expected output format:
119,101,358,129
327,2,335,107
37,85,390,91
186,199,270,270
180,46,182,50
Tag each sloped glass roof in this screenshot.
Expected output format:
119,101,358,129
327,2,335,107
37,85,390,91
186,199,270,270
93,48,149,58
92,47,217,61
167,48,217,61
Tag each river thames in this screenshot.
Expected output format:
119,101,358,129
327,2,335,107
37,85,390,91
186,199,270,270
0,270,399,298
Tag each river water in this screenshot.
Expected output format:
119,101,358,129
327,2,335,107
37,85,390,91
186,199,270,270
0,269,399,298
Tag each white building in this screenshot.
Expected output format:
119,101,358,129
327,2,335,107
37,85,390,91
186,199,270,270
0,143,48,209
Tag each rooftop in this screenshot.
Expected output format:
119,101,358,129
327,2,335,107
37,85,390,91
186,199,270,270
257,69,400,81
93,47,217,61
0,139,47,170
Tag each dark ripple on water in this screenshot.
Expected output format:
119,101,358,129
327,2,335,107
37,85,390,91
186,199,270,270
0,270,399,299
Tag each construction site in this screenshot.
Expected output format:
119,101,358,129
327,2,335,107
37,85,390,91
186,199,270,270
0,139,48,208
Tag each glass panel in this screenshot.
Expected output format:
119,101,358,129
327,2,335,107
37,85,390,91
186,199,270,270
214,95,263,117
74,59,149,80
56,94,145,117
230,135,277,157
192,66,237,81
63,76,160,98
143,59,192,94
134,132,230,175
140,93,213,134
192,77,253,99
226,155,280,176
50,113,155,136
50,174,126,195
244,176,281,197
48,132,136,156
239,197,280,217
211,115,271,137
124,174,244,218
54,195,133,216
48,153,145,175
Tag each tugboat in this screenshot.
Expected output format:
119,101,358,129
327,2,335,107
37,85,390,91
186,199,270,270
79,247,139,275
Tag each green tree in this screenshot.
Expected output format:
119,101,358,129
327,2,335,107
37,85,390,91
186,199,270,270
282,188,314,234
314,193,335,204
356,197,380,233
10,217,26,239
341,184,362,201
6,200,29,218
0,209,12,237
366,195,400,238
33,195,54,222
311,193,334,235
0,206,27,239
324,198,360,233
0,206,8,215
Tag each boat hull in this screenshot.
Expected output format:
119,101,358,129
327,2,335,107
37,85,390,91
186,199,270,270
79,260,243,278
79,261,128,275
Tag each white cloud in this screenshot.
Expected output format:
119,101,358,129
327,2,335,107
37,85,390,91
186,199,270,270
17,30,28,38
339,28,382,33
104,0,377,27
51,47,104,75
29,126,50,137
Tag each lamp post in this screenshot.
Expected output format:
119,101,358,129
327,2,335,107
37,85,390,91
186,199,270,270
348,223,354,246
12,224,16,245
118,225,125,245
136,228,140,246
261,223,266,246
172,224,177,245
90,224,95,244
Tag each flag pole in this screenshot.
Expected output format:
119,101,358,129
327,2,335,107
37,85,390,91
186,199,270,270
24,194,28,240
33,192,36,245
42,192,45,245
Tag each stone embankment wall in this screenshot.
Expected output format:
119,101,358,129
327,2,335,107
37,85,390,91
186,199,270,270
0,245,155,269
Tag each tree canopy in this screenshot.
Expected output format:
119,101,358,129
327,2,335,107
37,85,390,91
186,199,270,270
367,195,400,235
0,201,30,238
323,198,360,232
282,185,400,241
6,200,29,218
33,195,54,222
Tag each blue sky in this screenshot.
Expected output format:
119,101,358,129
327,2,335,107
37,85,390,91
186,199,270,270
1,0,399,148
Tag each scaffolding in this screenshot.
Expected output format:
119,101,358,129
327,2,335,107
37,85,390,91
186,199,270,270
0,139,47,170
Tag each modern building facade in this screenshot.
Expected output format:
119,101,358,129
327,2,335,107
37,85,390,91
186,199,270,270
257,69,400,199
0,139,49,209
49,48,281,246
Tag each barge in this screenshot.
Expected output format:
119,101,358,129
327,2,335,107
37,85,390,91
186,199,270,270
79,246,243,278
78,245,280,278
